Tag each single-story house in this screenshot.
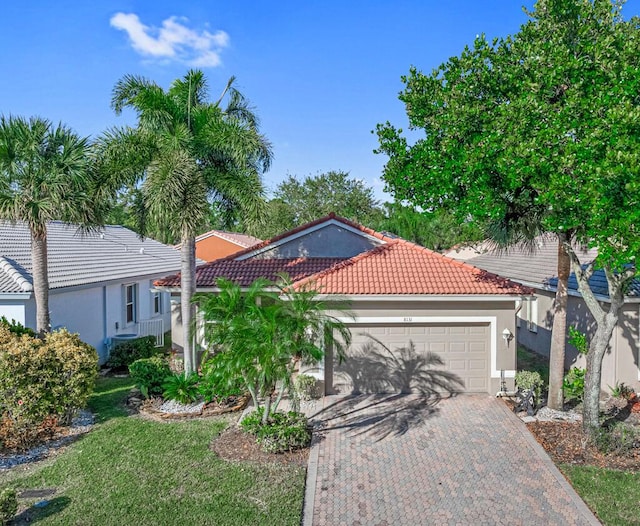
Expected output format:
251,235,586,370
155,214,531,395
0,221,183,363
186,229,262,262
450,237,640,391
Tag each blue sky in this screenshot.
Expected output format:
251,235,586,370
2,1,638,201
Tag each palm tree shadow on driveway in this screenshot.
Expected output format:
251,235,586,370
312,336,465,441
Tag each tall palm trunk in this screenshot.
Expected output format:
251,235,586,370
548,232,570,410
31,230,51,335
181,234,196,374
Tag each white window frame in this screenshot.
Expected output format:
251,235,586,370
124,283,138,326
151,288,163,316
524,297,538,333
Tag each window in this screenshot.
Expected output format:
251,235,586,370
152,290,163,316
125,284,138,324
524,297,538,333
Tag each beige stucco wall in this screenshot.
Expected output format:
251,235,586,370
518,289,640,392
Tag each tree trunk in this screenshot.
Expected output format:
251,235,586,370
582,315,617,431
31,230,51,335
563,244,633,433
181,235,196,374
548,233,571,410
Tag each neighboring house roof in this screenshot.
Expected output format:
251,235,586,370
156,214,529,296
442,240,496,261
467,235,640,298
0,221,182,293
196,230,262,248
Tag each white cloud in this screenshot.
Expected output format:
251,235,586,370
110,12,229,67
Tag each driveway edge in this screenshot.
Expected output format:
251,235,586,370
301,398,325,526
496,401,601,526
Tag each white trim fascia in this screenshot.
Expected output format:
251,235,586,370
235,219,385,260
313,294,528,302
336,315,515,379
0,293,31,300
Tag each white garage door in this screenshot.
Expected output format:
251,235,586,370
332,323,490,395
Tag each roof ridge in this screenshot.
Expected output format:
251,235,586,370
0,256,33,292
225,213,396,261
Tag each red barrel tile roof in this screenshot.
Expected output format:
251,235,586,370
293,240,530,295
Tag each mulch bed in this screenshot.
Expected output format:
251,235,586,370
527,420,640,472
210,426,310,467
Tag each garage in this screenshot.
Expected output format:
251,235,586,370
331,323,491,395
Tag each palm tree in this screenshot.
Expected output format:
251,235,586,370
102,70,272,374
197,276,352,423
0,116,94,334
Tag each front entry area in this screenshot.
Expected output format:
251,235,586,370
330,323,491,395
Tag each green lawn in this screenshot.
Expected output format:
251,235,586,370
562,465,640,526
0,377,306,526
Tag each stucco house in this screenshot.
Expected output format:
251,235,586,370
155,214,530,395
0,221,182,363
453,236,640,392
188,229,262,262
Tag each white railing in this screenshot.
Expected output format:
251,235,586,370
138,318,164,347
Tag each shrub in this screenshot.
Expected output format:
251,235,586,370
592,422,640,455
0,327,98,450
107,336,157,369
129,356,172,398
0,488,17,525
608,382,635,400
0,316,35,337
515,370,544,401
294,374,319,401
162,373,200,404
241,408,311,453
563,367,586,403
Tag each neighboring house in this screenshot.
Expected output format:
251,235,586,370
187,230,262,262
460,236,640,391
156,214,530,395
0,221,183,364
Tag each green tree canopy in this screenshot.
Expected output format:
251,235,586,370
0,116,96,334
376,0,640,430
261,171,383,237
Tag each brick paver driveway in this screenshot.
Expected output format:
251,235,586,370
303,394,599,525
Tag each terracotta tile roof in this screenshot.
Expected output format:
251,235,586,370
293,240,531,295
155,258,345,288
195,230,262,248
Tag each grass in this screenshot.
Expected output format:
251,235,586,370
0,377,306,525
561,465,640,526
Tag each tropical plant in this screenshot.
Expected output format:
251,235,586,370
376,0,640,431
0,116,97,334
162,373,200,405
563,367,586,404
240,408,311,453
99,70,272,374
515,370,544,402
293,374,318,401
196,276,351,423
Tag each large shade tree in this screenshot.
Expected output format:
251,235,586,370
0,116,95,334
101,70,272,374
376,0,640,430
260,171,383,238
